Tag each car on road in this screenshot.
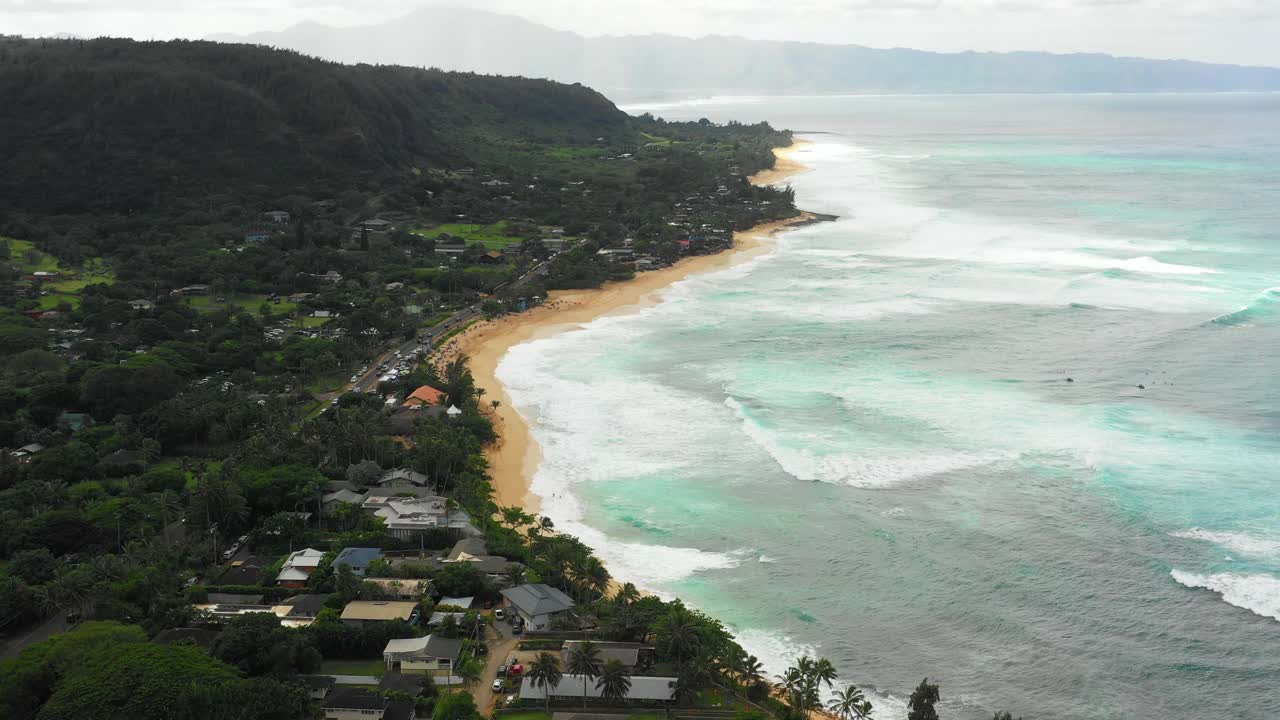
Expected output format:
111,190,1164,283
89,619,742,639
493,609,505,621
492,679,504,692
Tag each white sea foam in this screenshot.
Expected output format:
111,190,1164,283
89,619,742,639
1171,570,1280,622
725,396,1008,487
1171,529,1280,559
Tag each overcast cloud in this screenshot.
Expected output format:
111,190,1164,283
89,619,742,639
2,0,1278,66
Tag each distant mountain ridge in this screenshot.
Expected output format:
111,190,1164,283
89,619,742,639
209,6,1280,98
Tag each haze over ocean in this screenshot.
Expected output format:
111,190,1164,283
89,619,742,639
498,94,1280,719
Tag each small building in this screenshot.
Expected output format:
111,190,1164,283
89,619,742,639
561,641,654,671
334,547,384,576
403,385,446,408
10,443,44,461
500,583,575,631
129,299,155,311
244,227,270,243
385,282,406,291
479,250,505,265
57,412,93,433
276,548,327,588
446,405,462,419
280,593,329,622
322,488,366,510
363,496,479,539
376,468,430,489
382,634,463,675
265,211,291,224
322,688,387,720
319,271,343,283
294,674,335,701
519,674,677,703
340,600,419,626
173,284,212,296
288,292,314,303
361,219,395,233
433,243,467,256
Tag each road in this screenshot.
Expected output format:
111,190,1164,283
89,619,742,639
474,612,520,716
0,613,70,659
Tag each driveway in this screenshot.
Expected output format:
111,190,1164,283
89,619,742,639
473,612,520,716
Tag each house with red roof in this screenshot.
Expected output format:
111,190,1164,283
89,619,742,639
403,385,446,408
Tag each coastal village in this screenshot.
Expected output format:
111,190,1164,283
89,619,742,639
0,98,894,718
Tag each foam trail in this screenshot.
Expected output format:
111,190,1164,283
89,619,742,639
1171,528,1280,559
1171,570,1280,621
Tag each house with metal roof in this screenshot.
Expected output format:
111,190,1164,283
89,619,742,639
518,674,677,702
276,548,326,588
500,583,575,630
333,547,384,576
382,634,464,675
340,600,419,626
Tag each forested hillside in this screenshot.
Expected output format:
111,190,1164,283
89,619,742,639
0,38,628,221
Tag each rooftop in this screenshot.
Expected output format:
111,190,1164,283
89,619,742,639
340,600,418,622
323,688,386,711
501,583,575,617
334,547,384,570
519,674,676,701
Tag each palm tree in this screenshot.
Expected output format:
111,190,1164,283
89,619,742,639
828,686,874,720
505,564,527,588
658,606,702,664
458,658,484,689
740,654,765,693
596,658,632,705
566,640,603,709
528,652,563,713
813,657,838,689
615,582,640,606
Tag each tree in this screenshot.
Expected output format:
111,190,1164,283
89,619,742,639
528,651,563,713
739,654,765,694
457,657,484,689
566,639,603,709
992,713,1020,720
907,679,941,720
829,685,874,720
211,613,322,677
596,657,631,704
432,690,481,720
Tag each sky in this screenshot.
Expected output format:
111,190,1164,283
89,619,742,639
3,0,1279,67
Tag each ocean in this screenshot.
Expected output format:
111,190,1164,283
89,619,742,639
496,94,1280,719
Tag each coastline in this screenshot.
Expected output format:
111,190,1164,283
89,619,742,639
442,140,817,515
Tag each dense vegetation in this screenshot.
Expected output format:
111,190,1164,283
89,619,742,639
0,36,1024,720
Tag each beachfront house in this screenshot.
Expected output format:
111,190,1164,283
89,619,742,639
500,583,575,631
519,674,677,703
361,495,480,539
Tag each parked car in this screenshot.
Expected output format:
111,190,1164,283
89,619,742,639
492,679,504,692
497,665,507,678
494,609,505,621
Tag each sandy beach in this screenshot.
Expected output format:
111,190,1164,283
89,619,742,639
442,141,815,515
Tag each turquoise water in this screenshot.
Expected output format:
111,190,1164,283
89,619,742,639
498,95,1280,719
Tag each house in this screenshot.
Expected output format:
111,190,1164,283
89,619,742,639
312,310,336,319
437,596,474,611
294,674,335,701
334,547,384,576
265,210,291,224
280,593,329,621
276,548,326,588
382,634,463,675
361,219,395,233
362,496,479,539
562,641,654,671
500,584,576,631
403,385,446,408
340,600,419,626
129,299,155,311
322,488,366,510
378,672,425,696
426,611,467,628
319,270,343,283
365,577,429,601
519,674,677,703
376,468,430,489
244,227,270,243
479,250,505,265
441,538,523,585
387,406,447,436
288,292,314,303
322,688,388,720
385,282,405,291
10,443,44,461
433,243,467,255
173,284,212,296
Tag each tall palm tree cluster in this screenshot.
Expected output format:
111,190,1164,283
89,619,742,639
496,505,611,604
527,642,632,709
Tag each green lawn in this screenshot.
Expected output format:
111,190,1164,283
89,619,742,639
694,687,731,708
6,237,61,273
320,658,386,678
301,315,331,328
37,292,81,310
412,221,525,249
187,294,297,316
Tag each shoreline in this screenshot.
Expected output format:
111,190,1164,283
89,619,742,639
442,140,819,516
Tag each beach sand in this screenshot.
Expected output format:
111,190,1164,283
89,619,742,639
443,140,814,515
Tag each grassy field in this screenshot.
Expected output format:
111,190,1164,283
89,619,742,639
186,294,298,316
301,315,331,328
320,658,386,678
412,221,525,249
37,292,81,310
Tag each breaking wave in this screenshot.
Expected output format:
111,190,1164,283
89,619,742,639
1171,570,1280,622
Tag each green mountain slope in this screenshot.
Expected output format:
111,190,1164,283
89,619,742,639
0,38,630,218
